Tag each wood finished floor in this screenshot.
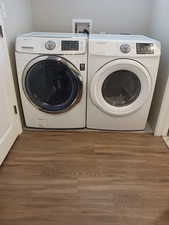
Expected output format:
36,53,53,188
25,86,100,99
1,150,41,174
0,131,169,225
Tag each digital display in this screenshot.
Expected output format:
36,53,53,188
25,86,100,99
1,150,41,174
136,43,154,54
62,41,79,51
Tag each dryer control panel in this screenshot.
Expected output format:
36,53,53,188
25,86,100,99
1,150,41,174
89,34,161,57
89,40,160,57
136,43,154,54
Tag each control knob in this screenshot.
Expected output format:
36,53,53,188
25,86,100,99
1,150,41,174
120,44,131,54
45,40,56,50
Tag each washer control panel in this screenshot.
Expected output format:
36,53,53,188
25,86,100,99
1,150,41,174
120,44,131,54
45,40,56,50
62,40,79,51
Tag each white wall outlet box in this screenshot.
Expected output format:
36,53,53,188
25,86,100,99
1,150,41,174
72,19,92,34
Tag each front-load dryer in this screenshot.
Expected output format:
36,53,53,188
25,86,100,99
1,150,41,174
15,32,88,129
87,34,161,131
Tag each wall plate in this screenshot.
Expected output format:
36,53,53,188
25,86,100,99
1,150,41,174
72,19,92,34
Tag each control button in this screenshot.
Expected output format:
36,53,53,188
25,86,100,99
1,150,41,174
120,44,131,54
80,64,85,71
45,40,56,50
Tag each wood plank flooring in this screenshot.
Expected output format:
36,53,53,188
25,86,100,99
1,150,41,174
0,131,169,225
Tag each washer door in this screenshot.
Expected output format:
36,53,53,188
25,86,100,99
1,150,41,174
90,59,152,116
23,56,83,113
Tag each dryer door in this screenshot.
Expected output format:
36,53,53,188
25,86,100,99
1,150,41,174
90,59,152,116
23,56,83,113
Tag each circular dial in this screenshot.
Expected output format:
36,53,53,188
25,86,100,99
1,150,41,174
120,44,131,54
45,40,56,50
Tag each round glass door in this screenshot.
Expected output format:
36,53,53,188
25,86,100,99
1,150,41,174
90,59,152,116
102,70,141,107
23,56,82,113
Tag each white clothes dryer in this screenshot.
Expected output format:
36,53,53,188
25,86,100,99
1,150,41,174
87,34,161,131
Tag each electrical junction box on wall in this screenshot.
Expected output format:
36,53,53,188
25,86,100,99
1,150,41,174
72,19,92,35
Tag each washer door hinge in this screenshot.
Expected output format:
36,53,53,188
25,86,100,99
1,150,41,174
13,105,18,114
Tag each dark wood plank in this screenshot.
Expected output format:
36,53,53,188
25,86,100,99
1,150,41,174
0,131,169,225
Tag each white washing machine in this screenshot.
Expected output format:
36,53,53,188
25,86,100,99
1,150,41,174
15,32,88,129
87,34,161,131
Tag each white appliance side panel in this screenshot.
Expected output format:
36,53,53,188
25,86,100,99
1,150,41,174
87,96,153,131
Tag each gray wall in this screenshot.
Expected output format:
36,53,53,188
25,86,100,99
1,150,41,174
1,0,32,71
149,0,169,135
0,0,33,124
31,0,153,35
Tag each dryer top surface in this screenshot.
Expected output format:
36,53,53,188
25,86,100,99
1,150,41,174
89,34,159,44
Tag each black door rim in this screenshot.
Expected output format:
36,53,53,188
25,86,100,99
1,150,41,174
22,56,83,114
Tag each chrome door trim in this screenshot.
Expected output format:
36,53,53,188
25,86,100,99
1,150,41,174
22,55,83,114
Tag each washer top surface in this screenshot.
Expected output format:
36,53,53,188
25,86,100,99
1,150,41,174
20,32,88,39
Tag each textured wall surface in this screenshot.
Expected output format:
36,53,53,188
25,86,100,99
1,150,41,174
31,0,153,35
0,0,32,66
0,0,32,122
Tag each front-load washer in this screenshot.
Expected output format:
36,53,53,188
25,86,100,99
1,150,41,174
15,32,88,129
87,34,161,130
